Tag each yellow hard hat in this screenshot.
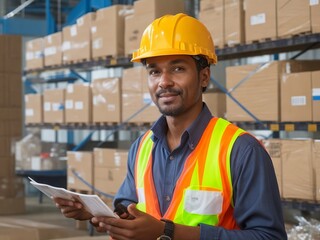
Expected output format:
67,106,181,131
131,13,217,64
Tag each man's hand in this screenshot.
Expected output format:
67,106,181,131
53,197,93,220
91,203,164,240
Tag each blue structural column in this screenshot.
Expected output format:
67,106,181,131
46,0,55,34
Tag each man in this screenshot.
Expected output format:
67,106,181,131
54,13,287,240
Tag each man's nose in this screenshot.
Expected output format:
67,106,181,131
159,72,174,88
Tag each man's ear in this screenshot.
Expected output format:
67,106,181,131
200,67,211,88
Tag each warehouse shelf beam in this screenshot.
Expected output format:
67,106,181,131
216,33,320,61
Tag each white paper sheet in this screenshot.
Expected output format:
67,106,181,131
28,177,118,218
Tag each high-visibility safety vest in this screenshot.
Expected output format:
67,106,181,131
134,117,247,229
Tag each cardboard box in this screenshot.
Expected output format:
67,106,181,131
62,12,96,63
25,37,44,70
0,35,22,73
261,139,283,197
94,167,127,195
124,0,185,55
91,5,132,58
281,139,314,201
203,90,226,118
43,88,65,123
277,0,311,38
200,0,217,11
281,72,312,122
314,140,320,201
91,76,121,123
44,31,63,66
226,60,320,122
67,151,93,192
311,1,320,33
122,66,145,93
312,71,320,121
65,83,92,123
25,94,43,124
0,73,22,108
199,0,224,48
93,148,128,168
245,0,277,43
224,0,245,46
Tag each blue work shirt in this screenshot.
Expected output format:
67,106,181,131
114,103,287,240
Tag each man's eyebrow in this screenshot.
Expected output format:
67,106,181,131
146,58,189,69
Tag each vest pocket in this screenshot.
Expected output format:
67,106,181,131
184,188,223,215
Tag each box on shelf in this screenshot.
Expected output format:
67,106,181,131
25,94,43,124
91,74,121,123
261,139,283,197
62,12,96,63
67,151,93,192
25,37,44,70
43,88,65,123
91,5,132,58
122,66,160,123
281,71,312,122
312,71,320,121
224,0,244,47
226,60,320,122
95,167,127,195
245,0,277,43
44,31,63,66
65,83,92,123
0,35,22,73
311,1,320,33
93,148,128,168
281,139,315,201
277,0,311,38
203,89,226,118
198,0,224,49
125,0,185,55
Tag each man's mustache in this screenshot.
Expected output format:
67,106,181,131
156,89,182,98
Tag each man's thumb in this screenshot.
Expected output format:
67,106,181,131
127,203,142,218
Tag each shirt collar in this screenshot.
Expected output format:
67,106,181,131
150,103,213,149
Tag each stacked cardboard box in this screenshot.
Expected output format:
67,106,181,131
25,37,44,70
124,0,185,55
122,66,160,123
67,151,94,192
311,1,320,33
262,138,320,202
44,32,63,66
199,0,224,49
245,0,277,43
277,0,311,38
91,5,132,58
25,93,43,124
93,148,128,196
62,12,96,63
91,69,122,123
226,60,320,122
43,88,65,123
65,83,92,123
0,35,25,215
203,89,226,118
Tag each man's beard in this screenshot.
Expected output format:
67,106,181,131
155,88,184,116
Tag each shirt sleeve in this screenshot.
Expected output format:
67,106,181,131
199,134,287,240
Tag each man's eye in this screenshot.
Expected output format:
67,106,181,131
173,67,184,72
149,70,160,76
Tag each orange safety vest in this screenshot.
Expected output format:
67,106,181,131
134,117,246,229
